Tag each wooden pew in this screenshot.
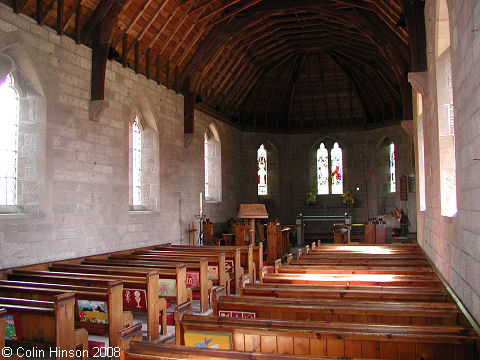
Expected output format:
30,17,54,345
9,268,163,341
0,277,140,348
49,262,190,309
154,244,259,284
240,283,453,303
83,257,211,313
0,293,89,360
287,253,430,267
275,263,436,276
124,342,339,360
259,271,444,287
0,308,5,358
130,250,230,292
176,314,479,359
213,294,466,326
312,243,422,252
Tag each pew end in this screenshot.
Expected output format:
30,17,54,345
274,259,282,273
211,285,226,315
74,328,89,360
258,266,268,284
296,248,303,260
118,322,143,353
287,253,292,264
174,300,193,345
0,308,6,358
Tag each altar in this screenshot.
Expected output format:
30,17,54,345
296,214,352,246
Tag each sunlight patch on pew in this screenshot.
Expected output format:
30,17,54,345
324,245,393,254
294,273,398,282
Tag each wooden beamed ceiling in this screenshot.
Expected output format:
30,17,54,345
4,0,426,131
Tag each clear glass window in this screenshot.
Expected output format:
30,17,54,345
131,117,142,206
0,74,19,205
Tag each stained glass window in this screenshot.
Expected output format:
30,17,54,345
132,117,142,205
330,142,343,194
317,142,343,195
389,143,396,193
0,74,19,205
317,143,329,195
257,144,267,195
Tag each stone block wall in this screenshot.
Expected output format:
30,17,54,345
241,126,414,230
0,5,243,269
418,0,480,324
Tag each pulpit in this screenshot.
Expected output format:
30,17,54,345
237,204,269,245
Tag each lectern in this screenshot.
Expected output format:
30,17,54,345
237,204,269,245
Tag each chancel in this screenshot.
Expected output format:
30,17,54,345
0,0,479,358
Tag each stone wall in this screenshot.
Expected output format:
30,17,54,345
241,126,414,231
417,0,480,324
0,5,243,269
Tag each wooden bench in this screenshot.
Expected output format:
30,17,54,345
83,256,211,313
266,220,289,264
0,292,89,360
8,268,163,341
213,294,467,326
155,243,260,283
0,277,142,348
124,341,339,360
287,253,430,267
130,250,230,292
240,282,453,303
275,263,436,276
1,308,6,358
176,314,479,359
259,271,444,288
49,262,190,309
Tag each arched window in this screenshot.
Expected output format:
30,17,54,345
257,144,267,195
416,94,426,211
330,142,343,194
317,143,329,195
389,143,396,193
131,116,142,206
316,141,343,195
436,0,457,217
0,74,19,205
205,124,222,202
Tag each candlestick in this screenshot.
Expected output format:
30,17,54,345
199,192,203,215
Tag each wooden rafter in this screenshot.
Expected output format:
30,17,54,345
112,0,155,48
13,0,28,14
124,0,170,59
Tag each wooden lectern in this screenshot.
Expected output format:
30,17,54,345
237,204,269,245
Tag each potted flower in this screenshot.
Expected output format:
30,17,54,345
304,192,317,206
341,190,356,208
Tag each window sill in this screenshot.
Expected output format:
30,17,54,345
205,200,222,204
128,210,159,215
0,212,44,220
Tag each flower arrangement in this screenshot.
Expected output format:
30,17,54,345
304,192,317,206
341,190,356,207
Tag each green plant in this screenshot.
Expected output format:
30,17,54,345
341,191,356,207
304,192,317,206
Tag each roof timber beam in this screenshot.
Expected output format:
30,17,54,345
329,53,370,124
206,0,265,28
180,1,409,94
402,0,427,72
112,0,155,48
58,0,82,35
123,0,170,60
245,32,376,59
84,0,129,104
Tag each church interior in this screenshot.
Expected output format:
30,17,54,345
0,0,479,358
